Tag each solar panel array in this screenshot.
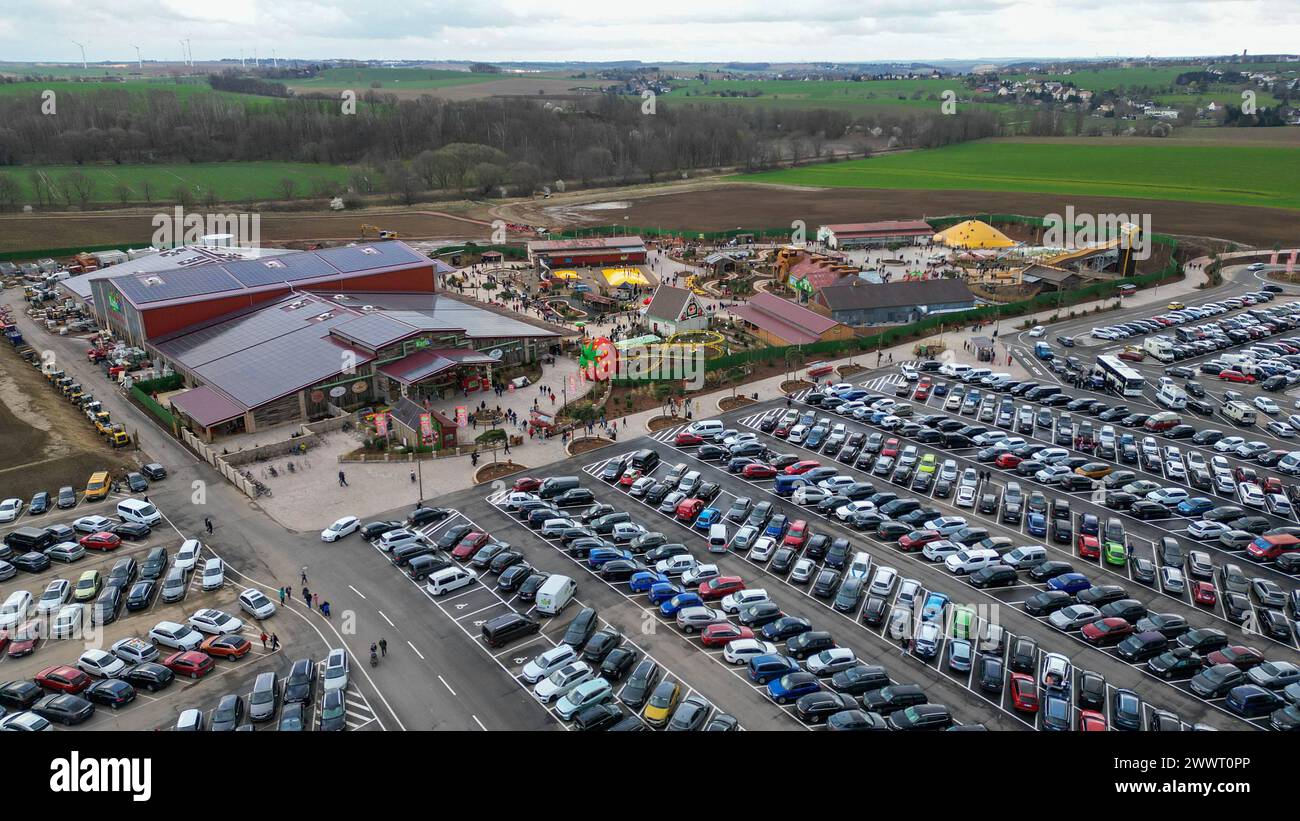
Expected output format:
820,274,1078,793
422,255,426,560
225,253,338,288
319,243,424,273
330,313,416,350
114,267,245,305
194,327,372,409
155,298,333,369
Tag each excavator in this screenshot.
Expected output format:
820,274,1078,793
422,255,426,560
360,224,401,240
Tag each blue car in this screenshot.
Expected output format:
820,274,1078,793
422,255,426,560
767,671,821,704
764,515,788,540
921,592,950,622
837,388,868,401
1177,497,1215,516
660,592,704,617
933,383,949,396
774,475,808,496
694,508,721,531
747,654,801,684
629,571,668,593
1027,512,1047,537
1047,572,1091,594
588,548,632,569
647,582,683,606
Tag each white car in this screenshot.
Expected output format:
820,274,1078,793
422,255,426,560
1187,519,1229,540
724,638,777,665
0,498,23,522
923,516,967,535
149,620,204,650
868,566,898,597
1160,566,1186,594
36,579,71,615
323,647,350,692
521,645,579,684
817,475,857,493
1238,483,1266,508
188,608,244,635
721,588,769,615
200,558,225,591
238,588,277,620
73,515,114,534
50,604,85,639
1255,396,1280,415
921,539,962,562
792,486,830,506
1147,487,1188,507
110,637,160,665
504,492,537,510
897,578,923,608
320,516,360,542
656,555,697,577
900,365,919,381
1028,326,1045,338
955,485,977,508
1213,436,1245,453
174,539,202,571
1040,652,1072,689
0,712,51,731
78,648,127,678
790,558,817,584
805,647,857,676
748,537,777,562
534,662,594,702
676,606,726,633
681,563,720,587
835,500,875,521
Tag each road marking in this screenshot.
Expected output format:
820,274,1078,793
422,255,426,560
407,641,425,660
378,610,395,627
438,674,456,695
348,585,367,599
472,714,487,731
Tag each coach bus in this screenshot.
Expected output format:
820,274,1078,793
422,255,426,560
1095,355,1146,397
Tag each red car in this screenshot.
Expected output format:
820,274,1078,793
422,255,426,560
1192,581,1217,607
898,529,940,551
674,431,703,446
1206,645,1264,670
162,651,216,680
1117,349,1145,363
912,382,932,401
1219,369,1255,384
699,576,745,600
783,520,809,548
742,463,777,480
79,531,122,551
512,477,541,492
1262,476,1284,495
1009,673,1038,713
675,498,704,523
7,621,40,658
700,623,755,647
1077,534,1101,560
452,531,490,561
994,452,1022,469
806,362,835,378
881,438,900,458
1081,617,1133,646
201,634,252,659
784,460,820,475
1078,710,1108,731
618,469,641,487
35,665,91,694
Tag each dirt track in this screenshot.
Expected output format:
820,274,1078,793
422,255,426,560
537,183,1300,248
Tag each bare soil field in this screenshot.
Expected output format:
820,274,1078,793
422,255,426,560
0,345,134,500
0,210,496,254
583,183,1300,248
290,77,613,102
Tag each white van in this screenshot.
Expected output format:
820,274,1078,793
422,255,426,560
117,498,162,526
426,566,477,596
963,368,992,383
509,376,531,390
1277,451,1300,476
1002,545,1047,569
939,362,972,378
686,420,723,437
535,575,577,615
944,548,1000,575
707,524,729,553
1155,384,1187,411
0,590,34,631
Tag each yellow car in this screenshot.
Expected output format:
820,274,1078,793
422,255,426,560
84,471,110,500
918,453,937,474
1075,463,1113,479
74,570,102,602
641,680,681,727
1167,301,1185,310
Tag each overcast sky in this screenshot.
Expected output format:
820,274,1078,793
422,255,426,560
3,0,1298,65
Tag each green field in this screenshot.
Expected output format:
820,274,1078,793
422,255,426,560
288,67,503,90
661,77,1012,112
3,162,352,203
737,140,1300,210
0,79,268,105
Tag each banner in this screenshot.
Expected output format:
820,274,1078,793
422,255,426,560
419,412,433,444
374,412,388,437
456,405,468,428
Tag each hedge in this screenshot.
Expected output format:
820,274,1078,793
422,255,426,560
131,385,175,427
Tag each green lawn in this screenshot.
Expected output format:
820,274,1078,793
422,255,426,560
737,141,1300,210
288,67,503,90
4,162,352,203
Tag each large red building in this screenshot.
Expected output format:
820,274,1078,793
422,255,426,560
526,236,647,269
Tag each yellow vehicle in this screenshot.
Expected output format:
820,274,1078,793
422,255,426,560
361,224,400,240
640,680,681,727
85,471,110,501
93,413,113,435
1167,301,1185,310
74,570,103,602
68,387,84,404
106,426,131,448
56,377,73,394
45,368,64,383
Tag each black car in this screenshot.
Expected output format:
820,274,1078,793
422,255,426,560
1028,562,1074,582
970,565,1018,588
562,607,599,647
436,524,474,551
0,679,42,710
1077,670,1106,709
1009,636,1038,672
600,646,639,681
409,506,451,527
123,663,174,692
28,491,50,515
1147,647,1203,680
862,684,927,715
361,520,404,540
140,463,167,481
977,656,1004,694
56,486,77,509
497,563,535,592
619,659,662,709
12,551,50,573
84,678,136,709
33,694,95,725
283,658,317,704
125,472,149,493
574,702,624,731
795,691,856,724
125,580,156,611
211,694,245,731
111,521,151,541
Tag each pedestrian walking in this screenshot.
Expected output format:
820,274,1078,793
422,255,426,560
321,601,331,618
338,470,348,487
302,586,311,606
410,470,416,483
379,638,388,656
260,631,268,649
285,586,292,601
301,567,308,584
312,593,319,608
203,516,213,534
270,634,280,651
471,452,480,467
278,587,286,605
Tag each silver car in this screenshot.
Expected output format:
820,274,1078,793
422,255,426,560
676,606,726,633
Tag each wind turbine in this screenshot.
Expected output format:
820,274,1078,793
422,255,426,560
186,38,192,66
71,40,87,70
132,44,142,69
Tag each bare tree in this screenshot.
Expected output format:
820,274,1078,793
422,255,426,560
0,173,20,211
275,178,298,200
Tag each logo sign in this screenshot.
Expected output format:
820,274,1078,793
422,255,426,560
310,390,325,403
488,348,503,360
419,412,434,444
413,338,431,349
456,406,468,428
329,386,347,398
107,292,121,313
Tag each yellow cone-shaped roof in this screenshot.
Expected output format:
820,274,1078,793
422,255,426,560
933,219,1016,249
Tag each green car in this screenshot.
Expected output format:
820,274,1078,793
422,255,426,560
951,606,975,640
918,454,937,475
1103,541,1127,566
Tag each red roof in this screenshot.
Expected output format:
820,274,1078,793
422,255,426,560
730,292,841,345
823,220,933,237
169,385,246,428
